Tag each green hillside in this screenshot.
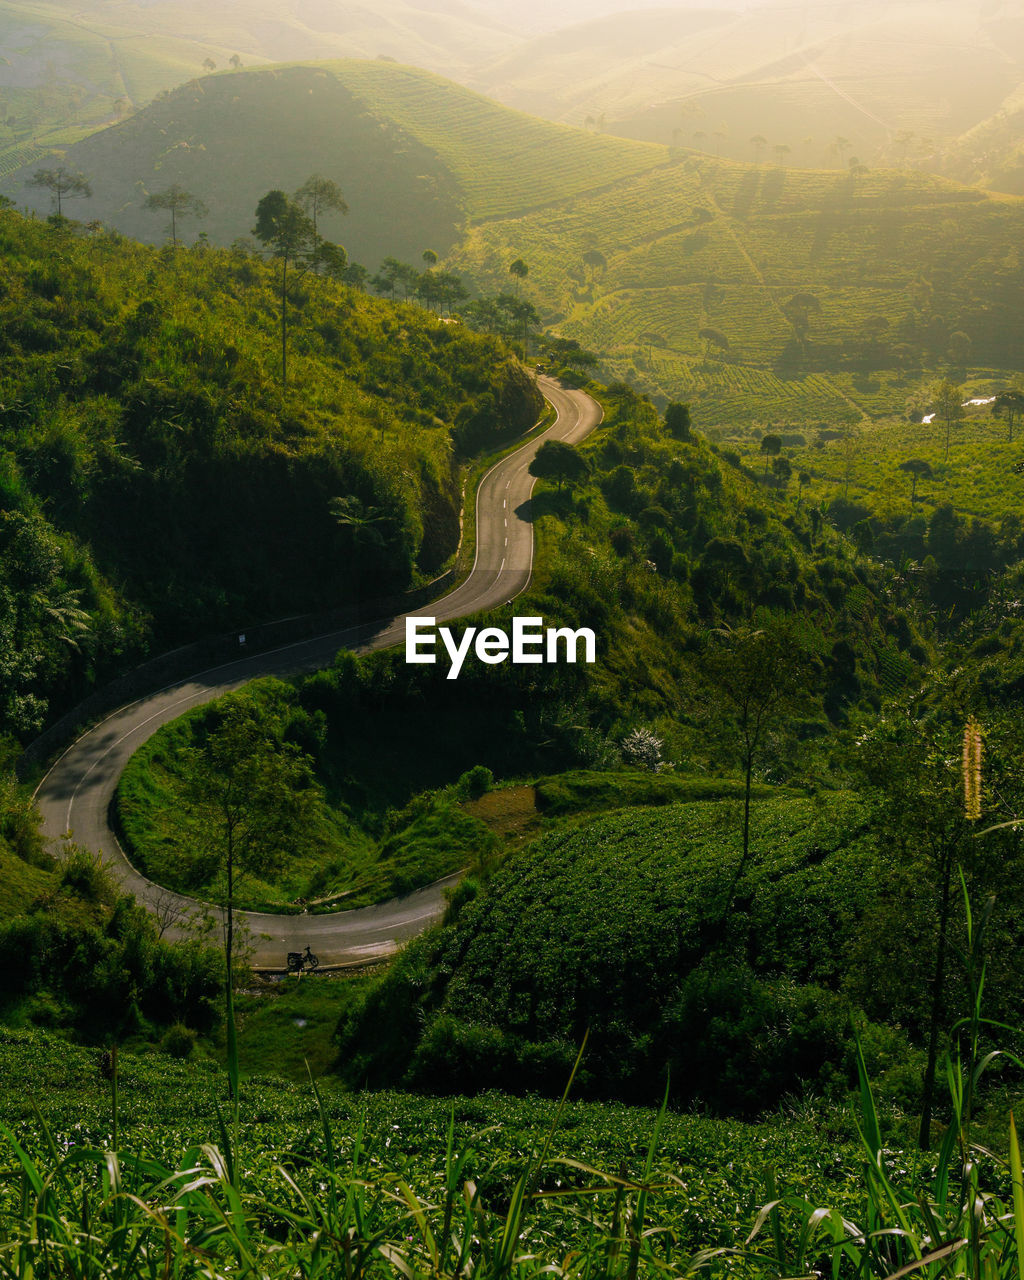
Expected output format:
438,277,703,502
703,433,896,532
477,0,1022,175
452,156,1024,427
0,0,514,176
321,60,666,220
12,54,1024,441
3,60,665,267
0,206,539,738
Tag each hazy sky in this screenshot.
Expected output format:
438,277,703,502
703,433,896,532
466,0,996,32
466,0,744,33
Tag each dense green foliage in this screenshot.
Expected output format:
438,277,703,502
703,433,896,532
0,826,222,1040
114,380,937,917
0,206,539,737
116,676,498,911
336,793,914,1111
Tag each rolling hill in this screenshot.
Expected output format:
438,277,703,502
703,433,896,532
451,150,1024,426
476,0,1024,175
7,0,1024,195
10,56,1024,435
0,0,514,173
2,60,666,267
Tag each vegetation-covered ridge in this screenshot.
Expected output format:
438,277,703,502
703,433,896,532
13,53,1024,443
0,205,540,740
109,378,937,916
0,1023,876,1277
4,60,666,266
1,1003,1024,1278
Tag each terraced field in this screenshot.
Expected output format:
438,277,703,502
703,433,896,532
329,60,668,220
452,150,1024,428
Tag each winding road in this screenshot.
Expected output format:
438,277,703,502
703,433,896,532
34,377,603,969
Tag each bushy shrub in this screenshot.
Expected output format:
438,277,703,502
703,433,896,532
161,1023,198,1059
456,765,493,800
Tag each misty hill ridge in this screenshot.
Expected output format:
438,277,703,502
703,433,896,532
4,60,665,264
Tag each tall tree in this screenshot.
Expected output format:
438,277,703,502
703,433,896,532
509,257,529,295
27,166,91,218
294,175,347,274
932,378,964,462
179,697,321,1101
664,402,692,440
252,190,315,387
528,440,589,492
781,292,821,350
703,618,815,922
992,389,1024,443
581,248,607,285
760,432,782,478
771,455,792,490
899,458,933,507
143,184,207,246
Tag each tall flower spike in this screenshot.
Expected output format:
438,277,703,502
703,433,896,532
963,715,982,821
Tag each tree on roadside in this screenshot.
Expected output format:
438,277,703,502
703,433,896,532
178,696,321,1101
143,184,207,246
294,174,347,274
27,166,91,218
529,439,589,492
252,190,315,387
497,293,539,355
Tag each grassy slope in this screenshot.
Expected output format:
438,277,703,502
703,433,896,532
3,63,467,268
452,156,1024,429
727,397,1024,526
327,60,666,220
0,846,49,916
0,0,515,173
0,207,542,737
4,59,665,265
9,53,1024,452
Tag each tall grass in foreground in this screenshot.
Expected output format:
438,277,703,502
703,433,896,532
3,885,1024,1277
0,1043,738,1280
747,876,1024,1278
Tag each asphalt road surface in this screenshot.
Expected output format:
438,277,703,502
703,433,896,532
34,377,603,969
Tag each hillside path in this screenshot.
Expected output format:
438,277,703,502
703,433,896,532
34,377,603,969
